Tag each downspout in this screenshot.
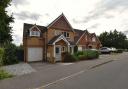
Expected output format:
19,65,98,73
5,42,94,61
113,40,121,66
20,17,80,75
45,27,48,62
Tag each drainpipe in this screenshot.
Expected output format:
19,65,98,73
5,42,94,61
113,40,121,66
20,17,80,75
45,27,48,62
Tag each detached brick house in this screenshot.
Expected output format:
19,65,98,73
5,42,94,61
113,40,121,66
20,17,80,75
23,13,102,62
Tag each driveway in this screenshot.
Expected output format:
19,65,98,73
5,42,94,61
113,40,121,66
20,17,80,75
0,52,127,89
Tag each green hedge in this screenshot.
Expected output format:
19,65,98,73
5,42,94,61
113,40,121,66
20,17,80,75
62,50,99,62
0,48,4,66
114,49,123,53
74,50,99,60
62,52,77,62
3,43,19,65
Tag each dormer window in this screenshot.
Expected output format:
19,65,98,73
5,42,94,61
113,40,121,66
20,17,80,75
30,30,40,36
29,26,40,37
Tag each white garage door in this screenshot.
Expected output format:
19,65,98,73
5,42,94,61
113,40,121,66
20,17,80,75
28,47,43,62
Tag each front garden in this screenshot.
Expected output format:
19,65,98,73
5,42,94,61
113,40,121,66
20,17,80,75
62,50,99,62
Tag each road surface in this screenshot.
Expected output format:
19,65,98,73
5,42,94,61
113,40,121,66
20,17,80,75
42,53,128,89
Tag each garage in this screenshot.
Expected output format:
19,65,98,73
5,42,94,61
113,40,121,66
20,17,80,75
28,47,43,62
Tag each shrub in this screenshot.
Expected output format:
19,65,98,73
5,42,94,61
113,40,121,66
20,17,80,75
86,50,99,59
76,51,84,56
16,45,24,61
124,49,128,52
0,70,13,80
62,52,76,62
0,48,4,66
3,43,19,65
114,49,123,53
74,50,99,60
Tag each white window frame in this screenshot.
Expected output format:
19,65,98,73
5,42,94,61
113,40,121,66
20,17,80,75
29,26,41,37
62,31,70,38
30,30,40,37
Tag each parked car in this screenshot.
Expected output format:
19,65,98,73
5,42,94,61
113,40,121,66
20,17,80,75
110,47,117,52
99,47,111,54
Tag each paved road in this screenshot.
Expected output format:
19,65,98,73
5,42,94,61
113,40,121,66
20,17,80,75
0,52,127,89
41,53,128,89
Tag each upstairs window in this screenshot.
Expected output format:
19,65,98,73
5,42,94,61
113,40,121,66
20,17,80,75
29,27,40,37
62,32,70,38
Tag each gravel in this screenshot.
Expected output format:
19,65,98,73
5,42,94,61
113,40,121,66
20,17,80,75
2,63,36,76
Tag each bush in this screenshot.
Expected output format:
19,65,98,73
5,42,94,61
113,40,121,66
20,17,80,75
114,49,123,53
74,50,99,60
124,49,128,52
86,50,99,59
0,48,4,66
3,43,19,65
62,52,77,62
0,70,13,80
16,45,24,61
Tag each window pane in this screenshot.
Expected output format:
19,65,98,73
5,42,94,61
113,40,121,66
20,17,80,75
64,32,66,37
70,47,72,53
67,33,69,37
56,47,59,53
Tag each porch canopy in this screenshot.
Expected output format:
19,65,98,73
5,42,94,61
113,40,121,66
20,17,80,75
48,34,70,45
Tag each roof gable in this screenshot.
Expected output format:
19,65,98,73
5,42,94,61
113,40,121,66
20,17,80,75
47,13,74,32
76,30,89,44
48,35,70,45
29,25,41,32
90,33,101,43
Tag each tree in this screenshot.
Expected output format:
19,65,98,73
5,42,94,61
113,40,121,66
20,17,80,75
0,0,14,47
99,29,128,49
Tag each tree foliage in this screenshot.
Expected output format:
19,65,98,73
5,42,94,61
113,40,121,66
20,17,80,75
0,0,14,47
99,29,128,49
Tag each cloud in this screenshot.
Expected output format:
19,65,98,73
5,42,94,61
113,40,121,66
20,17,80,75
88,23,99,29
13,34,22,45
73,0,128,24
12,0,29,6
102,0,128,11
14,11,41,20
123,30,128,35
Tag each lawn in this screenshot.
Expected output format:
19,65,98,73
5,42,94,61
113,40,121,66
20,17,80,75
0,69,13,80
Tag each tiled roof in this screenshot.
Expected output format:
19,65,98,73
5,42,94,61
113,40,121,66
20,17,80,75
23,23,47,37
48,35,75,45
48,35,61,44
74,29,84,43
74,29,90,44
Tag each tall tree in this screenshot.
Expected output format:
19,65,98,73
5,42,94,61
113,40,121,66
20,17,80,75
0,0,14,47
99,29,128,49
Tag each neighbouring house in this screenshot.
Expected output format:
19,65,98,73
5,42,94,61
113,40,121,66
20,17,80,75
23,13,102,63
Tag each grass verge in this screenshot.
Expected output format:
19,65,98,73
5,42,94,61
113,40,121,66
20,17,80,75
0,69,13,80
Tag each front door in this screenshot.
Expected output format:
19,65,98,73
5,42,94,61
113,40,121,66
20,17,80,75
55,46,61,61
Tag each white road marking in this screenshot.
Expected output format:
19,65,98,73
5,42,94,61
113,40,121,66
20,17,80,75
58,63,74,65
36,70,85,89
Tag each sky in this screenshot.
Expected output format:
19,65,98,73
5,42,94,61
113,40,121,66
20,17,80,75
7,0,128,45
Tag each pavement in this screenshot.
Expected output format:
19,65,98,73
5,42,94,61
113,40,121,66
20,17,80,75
2,63,36,76
0,52,127,89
